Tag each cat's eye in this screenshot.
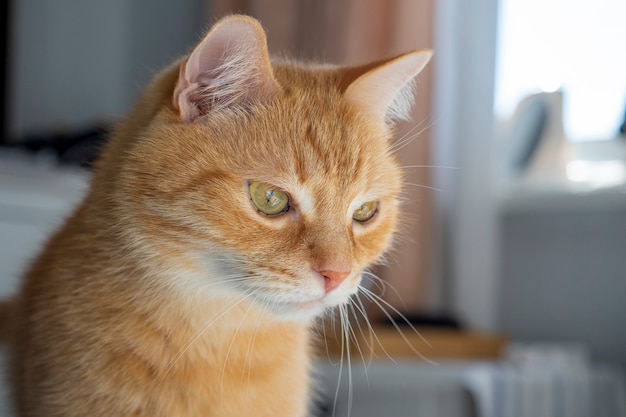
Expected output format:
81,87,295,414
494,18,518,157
352,201,379,223
249,182,290,216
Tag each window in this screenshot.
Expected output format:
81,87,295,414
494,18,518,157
494,0,626,141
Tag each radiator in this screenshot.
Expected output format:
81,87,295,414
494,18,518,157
315,360,626,417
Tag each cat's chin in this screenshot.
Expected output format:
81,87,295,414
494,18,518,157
262,296,345,323
264,299,325,322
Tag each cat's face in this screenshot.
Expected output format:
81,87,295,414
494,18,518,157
208,114,399,322
124,85,400,322
108,16,430,322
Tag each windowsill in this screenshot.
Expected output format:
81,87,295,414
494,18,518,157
498,138,626,213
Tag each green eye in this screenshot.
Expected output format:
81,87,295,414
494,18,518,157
352,201,379,222
249,182,290,216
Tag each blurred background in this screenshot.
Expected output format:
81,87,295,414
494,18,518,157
1,0,625,416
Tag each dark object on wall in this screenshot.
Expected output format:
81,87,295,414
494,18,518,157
7,125,109,168
505,93,550,174
384,312,462,329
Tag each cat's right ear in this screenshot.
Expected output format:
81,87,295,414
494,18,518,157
343,50,432,125
173,16,280,122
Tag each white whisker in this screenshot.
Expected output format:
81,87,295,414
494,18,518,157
401,164,458,170
333,307,346,417
346,300,372,389
320,317,340,367
360,271,385,296
359,287,436,365
339,305,353,417
245,295,267,393
388,117,432,154
347,299,374,367
401,182,443,192
353,293,397,364
220,294,257,400
361,271,409,312
162,290,255,380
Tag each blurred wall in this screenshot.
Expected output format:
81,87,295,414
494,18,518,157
500,207,626,365
433,0,500,330
8,0,207,141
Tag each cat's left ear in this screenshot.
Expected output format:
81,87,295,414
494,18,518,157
344,50,432,125
173,15,280,122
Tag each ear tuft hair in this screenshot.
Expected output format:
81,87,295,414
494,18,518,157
173,16,280,122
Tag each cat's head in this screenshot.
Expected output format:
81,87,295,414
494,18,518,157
104,16,431,322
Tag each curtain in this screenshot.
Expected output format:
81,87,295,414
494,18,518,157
210,0,435,318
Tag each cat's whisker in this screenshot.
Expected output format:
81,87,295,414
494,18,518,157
352,293,398,364
162,290,255,380
388,119,433,155
152,297,247,398
387,117,431,154
346,298,374,367
345,300,373,397
346,300,371,353
361,271,409,313
343,303,366,359
359,286,432,350
352,293,396,363
331,306,348,417
318,316,340,367
401,181,444,192
344,305,356,417
359,270,386,295
331,309,343,351
387,133,422,156
337,304,354,417
244,295,267,394
400,164,458,170
195,275,252,292
358,287,436,365
220,294,258,401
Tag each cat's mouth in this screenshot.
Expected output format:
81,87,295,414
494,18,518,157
236,269,358,321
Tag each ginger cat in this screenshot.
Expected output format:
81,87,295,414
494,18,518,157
8,15,431,417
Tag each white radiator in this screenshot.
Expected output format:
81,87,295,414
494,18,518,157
315,360,626,417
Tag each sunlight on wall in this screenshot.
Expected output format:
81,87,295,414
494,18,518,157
566,160,626,188
494,0,626,141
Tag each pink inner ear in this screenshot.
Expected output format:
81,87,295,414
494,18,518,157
345,50,432,124
173,17,280,122
185,24,244,83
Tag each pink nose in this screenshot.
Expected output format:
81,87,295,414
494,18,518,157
318,269,351,293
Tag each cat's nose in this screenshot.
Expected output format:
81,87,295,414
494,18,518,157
317,269,351,293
